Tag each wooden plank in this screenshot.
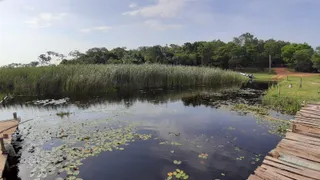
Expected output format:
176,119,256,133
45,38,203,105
0,119,19,179
261,164,315,180
277,141,320,163
285,132,320,146
302,105,320,111
294,124,320,137
278,155,320,172
292,120,320,127
263,158,320,179
248,102,320,180
297,113,320,121
299,109,320,117
295,116,320,124
295,112,319,122
255,166,293,180
248,174,264,180
295,115,320,122
281,138,320,150
269,154,320,171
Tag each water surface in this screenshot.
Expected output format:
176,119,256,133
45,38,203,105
0,84,289,180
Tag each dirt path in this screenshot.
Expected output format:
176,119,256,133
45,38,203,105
272,68,318,80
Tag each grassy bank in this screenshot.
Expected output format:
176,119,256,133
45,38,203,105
263,75,320,114
253,73,275,81
0,64,246,96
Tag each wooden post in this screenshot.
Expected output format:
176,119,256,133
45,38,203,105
299,76,302,88
291,124,297,133
0,138,7,154
269,54,272,73
13,112,17,120
278,84,280,95
269,150,280,159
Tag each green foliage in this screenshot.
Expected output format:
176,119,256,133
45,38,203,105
5,33,320,73
58,33,318,72
312,47,320,72
293,49,314,72
263,76,320,114
281,43,314,71
0,64,245,96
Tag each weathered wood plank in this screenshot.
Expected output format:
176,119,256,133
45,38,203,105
292,120,320,127
248,102,320,180
295,115,320,122
299,110,320,118
297,113,320,121
285,132,320,146
0,119,19,179
248,174,264,180
295,115,320,124
256,166,293,180
302,105,320,111
263,158,320,179
261,164,315,180
277,143,320,163
295,125,320,138
277,155,320,172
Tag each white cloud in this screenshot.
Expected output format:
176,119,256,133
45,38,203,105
24,6,35,11
144,20,182,31
129,3,137,8
123,0,190,18
24,12,68,28
79,26,112,33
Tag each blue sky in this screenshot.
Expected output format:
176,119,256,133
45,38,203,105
0,0,319,65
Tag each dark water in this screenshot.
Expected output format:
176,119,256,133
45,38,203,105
0,82,289,180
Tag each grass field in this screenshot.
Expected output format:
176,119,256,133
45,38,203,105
0,64,246,97
263,75,320,114
253,73,275,81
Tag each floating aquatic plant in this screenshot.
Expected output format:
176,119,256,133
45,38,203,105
173,160,182,165
198,153,208,159
236,156,245,160
56,111,72,118
20,117,152,179
167,169,189,180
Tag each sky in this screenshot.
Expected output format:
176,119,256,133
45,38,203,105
0,0,319,65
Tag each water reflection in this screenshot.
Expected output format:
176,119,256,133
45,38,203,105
0,82,285,180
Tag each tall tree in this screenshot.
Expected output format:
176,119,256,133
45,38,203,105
312,47,320,72
292,49,314,72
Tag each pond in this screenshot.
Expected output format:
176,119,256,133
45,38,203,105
0,82,291,180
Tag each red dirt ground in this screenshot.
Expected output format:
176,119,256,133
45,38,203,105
272,68,319,80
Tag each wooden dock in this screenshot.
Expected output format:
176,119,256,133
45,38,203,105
248,103,320,180
0,113,20,180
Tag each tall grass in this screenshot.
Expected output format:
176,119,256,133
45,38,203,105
0,64,246,96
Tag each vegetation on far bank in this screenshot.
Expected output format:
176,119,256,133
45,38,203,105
0,64,246,97
253,73,275,82
263,75,320,114
5,33,320,74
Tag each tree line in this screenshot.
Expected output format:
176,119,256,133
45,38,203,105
3,33,320,72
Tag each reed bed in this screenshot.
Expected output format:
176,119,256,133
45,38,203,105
0,64,246,96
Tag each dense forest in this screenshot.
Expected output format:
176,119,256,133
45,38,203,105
6,33,320,72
